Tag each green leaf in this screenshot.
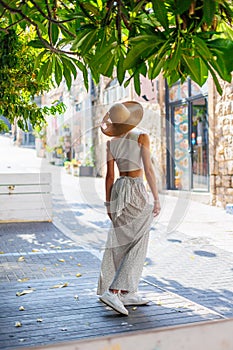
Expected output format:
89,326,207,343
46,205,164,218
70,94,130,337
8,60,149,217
207,38,233,73
166,70,182,86
123,36,162,70
148,56,164,79
63,64,72,90
175,0,193,15
117,52,125,85
151,0,169,31
133,0,147,13
54,57,63,86
193,36,213,60
41,57,53,81
73,59,89,90
99,52,115,77
37,60,49,81
205,61,222,95
169,40,181,71
124,78,131,89
195,36,232,82
60,56,77,79
34,50,48,69
182,55,201,84
28,39,45,49
71,29,98,55
182,56,208,86
139,62,147,77
34,21,47,34
203,0,216,26
133,72,141,96
91,41,118,66
96,0,103,11
51,23,59,45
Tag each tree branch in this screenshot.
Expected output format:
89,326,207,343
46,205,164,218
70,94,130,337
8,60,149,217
0,26,8,33
45,0,52,18
103,0,115,26
116,0,122,43
24,0,78,25
0,0,79,56
27,0,76,38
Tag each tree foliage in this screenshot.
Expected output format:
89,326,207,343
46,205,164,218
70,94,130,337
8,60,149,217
0,25,66,132
0,0,233,103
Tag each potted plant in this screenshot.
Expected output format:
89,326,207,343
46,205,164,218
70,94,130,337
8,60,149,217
71,158,81,176
54,145,64,166
64,160,71,174
45,145,56,164
79,157,95,177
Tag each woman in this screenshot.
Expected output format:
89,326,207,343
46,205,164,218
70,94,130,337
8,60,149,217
97,101,160,316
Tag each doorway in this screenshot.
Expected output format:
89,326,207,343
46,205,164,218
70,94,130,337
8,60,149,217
190,98,209,191
166,80,209,192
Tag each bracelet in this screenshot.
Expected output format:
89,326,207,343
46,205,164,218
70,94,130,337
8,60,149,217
154,199,160,203
104,201,110,207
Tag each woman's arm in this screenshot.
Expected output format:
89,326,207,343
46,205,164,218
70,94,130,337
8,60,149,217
139,133,161,217
105,141,115,220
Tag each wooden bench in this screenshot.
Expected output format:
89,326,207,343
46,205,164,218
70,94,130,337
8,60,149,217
0,173,52,222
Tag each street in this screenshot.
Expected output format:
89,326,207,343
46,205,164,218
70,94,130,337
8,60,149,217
0,134,233,349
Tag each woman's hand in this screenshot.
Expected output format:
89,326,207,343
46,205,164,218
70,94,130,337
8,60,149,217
153,200,161,217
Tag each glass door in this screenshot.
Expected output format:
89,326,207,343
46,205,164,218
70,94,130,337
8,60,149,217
172,105,190,190
190,98,209,191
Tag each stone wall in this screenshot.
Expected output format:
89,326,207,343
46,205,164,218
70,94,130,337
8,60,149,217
211,81,233,207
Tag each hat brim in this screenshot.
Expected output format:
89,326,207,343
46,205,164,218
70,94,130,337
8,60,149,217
101,101,143,137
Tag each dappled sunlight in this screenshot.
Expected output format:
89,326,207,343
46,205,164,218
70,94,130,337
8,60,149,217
17,233,37,245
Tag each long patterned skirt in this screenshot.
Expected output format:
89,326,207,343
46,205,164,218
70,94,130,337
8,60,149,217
97,176,153,295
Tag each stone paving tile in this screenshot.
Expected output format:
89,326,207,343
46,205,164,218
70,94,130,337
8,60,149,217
143,229,233,318
0,277,222,350
0,250,101,282
0,222,81,255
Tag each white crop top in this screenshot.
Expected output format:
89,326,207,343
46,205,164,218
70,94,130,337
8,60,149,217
109,129,144,172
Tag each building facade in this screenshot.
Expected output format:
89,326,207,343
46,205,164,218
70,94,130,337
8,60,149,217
39,70,232,209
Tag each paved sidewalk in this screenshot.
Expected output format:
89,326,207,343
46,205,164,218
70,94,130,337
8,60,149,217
0,135,233,349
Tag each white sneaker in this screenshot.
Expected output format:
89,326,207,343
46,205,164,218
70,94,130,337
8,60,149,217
119,292,150,306
99,291,129,316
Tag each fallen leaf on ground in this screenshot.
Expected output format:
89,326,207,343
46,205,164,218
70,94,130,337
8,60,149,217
32,249,39,252
16,289,35,297
132,307,137,311
15,322,22,327
58,259,65,262
19,306,25,311
18,256,25,262
19,339,25,342
143,261,149,266
37,318,43,322
0,251,4,254
42,267,47,271
76,273,82,278
77,263,82,266
17,278,29,283
50,282,69,289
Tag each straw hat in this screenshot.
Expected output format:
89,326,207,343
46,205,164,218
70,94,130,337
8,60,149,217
100,101,143,137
